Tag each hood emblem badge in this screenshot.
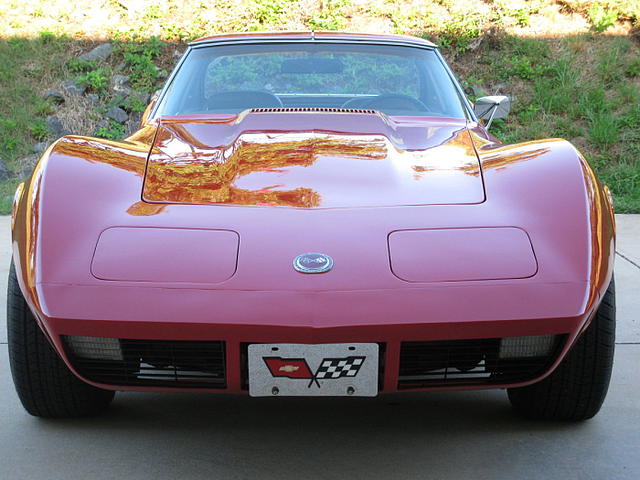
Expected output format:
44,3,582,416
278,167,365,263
293,253,334,274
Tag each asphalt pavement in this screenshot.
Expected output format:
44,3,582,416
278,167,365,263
0,215,638,480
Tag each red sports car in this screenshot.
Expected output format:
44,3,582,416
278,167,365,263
8,32,615,420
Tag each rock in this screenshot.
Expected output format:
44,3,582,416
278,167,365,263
61,79,86,97
19,154,38,179
113,74,130,85
116,62,126,71
153,65,168,79
468,36,483,51
113,94,127,109
493,82,507,92
112,74,132,95
122,91,151,112
32,142,48,154
470,85,487,98
106,106,128,124
45,115,69,137
78,43,113,63
95,118,110,132
23,62,40,75
126,111,143,135
85,93,100,105
43,89,65,104
135,91,151,105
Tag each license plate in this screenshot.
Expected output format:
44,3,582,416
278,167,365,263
248,343,379,397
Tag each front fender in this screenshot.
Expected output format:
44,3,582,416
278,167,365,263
11,127,156,326
471,131,615,318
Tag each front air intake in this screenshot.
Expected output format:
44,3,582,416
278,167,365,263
63,336,226,388
398,335,565,389
250,107,377,114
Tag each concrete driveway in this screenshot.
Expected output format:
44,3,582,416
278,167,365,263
1,215,638,480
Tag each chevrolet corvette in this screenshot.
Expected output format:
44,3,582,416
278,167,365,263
8,32,615,420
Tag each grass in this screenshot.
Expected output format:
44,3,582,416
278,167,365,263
0,0,638,212
0,33,78,213
475,33,640,212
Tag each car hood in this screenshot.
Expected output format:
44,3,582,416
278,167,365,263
142,111,484,208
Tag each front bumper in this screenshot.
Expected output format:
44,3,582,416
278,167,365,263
36,281,592,394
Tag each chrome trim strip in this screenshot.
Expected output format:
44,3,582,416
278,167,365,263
189,34,436,48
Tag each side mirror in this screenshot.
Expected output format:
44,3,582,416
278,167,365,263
474,96,510,129
139,90,162,127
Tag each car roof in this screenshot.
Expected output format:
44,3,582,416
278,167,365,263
189,31,436,48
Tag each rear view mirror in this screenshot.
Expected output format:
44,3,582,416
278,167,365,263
281,58,344,74
474,96,510,129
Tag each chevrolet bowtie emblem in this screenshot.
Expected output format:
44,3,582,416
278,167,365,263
279,365,300,373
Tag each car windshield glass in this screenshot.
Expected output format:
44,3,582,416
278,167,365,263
156,42,467,118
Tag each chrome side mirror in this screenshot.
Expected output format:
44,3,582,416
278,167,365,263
140,90,162,127
474,96,510,129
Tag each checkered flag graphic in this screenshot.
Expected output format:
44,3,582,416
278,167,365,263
314,356,366,380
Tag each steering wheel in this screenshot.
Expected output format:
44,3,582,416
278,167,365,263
342,94,429,112
206,90,283,111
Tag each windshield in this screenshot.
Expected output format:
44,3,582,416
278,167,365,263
156,43,467,118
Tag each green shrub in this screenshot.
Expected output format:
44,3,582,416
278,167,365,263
114,33,162,59
509,56,547,80
29,119,47,140
587,4,618,32
67,58,98,73
95,119,125,140
38,29,56,43
77,68,109,93
124,94,148,113
437,12,484,53
308,0,350,31
0,119,19,154
493,1,539,27
114,34,164,92
124,52,160,91
251,0,294,26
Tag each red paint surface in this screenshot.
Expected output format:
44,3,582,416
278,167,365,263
388,227,538,282
91,227,239,283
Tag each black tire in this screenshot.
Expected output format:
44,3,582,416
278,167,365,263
7,261,115,418
508,278,615,421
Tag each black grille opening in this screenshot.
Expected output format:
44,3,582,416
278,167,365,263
62,336,226,388
398,335,565,389
240,342,386,391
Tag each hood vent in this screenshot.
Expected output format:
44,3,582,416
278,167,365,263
250,107,377,114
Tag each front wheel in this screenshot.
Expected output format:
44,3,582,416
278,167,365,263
508,278,615,421
7,261,115,418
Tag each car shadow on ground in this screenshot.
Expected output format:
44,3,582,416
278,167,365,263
39,389,585,439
